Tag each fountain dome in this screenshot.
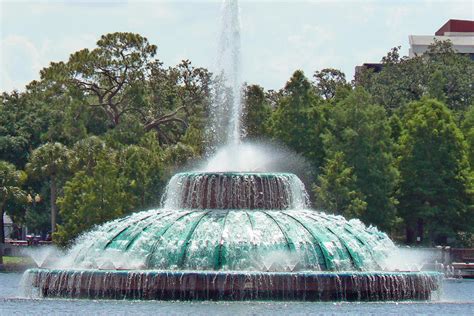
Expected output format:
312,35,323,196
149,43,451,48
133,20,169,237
67,172,392,272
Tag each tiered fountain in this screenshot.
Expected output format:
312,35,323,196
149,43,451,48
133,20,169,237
23,171,440,300
22,0,441,301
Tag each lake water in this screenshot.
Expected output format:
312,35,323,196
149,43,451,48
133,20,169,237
0,272,473,315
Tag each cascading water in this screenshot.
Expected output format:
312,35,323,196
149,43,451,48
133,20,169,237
162,172,309,210
21,0,442,301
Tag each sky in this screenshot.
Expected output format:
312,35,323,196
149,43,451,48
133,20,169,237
1,0,473,93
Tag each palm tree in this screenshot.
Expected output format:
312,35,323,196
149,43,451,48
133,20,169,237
0,161,27,265
27,143,70,234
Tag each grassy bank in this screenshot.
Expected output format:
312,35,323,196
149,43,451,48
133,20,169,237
0,256,36,272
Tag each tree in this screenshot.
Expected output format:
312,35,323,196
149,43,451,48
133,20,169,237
39,34,211,145
242,84,271,139
26,143,70,234
179,124,206,157
162,142,198,171
53,132,168,246
0,92,31,167
140,59,211,144
313,152,367,219
357,41,474,113
323,88,398,231
0,161,27,265
398,98,473,245
356,46,424,112
424,39,474,112
268,70,326,169
70,136,111,175
54,159,134,247
313,68,351,101
462,105,474,167
118,141,165,209
0,90,58,167
427,70,447,103
41,32,157,128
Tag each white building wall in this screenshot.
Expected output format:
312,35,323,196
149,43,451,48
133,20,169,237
408,35,474,57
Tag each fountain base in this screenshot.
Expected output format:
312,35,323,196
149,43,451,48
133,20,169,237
23,268,441,301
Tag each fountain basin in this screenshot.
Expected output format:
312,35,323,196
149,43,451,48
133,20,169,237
23,268,441,301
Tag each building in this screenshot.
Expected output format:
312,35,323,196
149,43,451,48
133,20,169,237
355,19,474,80
2,214,13,240
354,62,384,80
409,19,474,59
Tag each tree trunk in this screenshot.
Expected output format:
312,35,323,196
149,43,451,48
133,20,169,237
0,208,5,266
0,209,4,244
406,222,415,244
51,177,57,234
417,218,424,244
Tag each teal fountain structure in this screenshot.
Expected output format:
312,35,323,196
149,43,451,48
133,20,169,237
23,172,441,301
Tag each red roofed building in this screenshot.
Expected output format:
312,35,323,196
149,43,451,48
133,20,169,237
355,19,474,81
409,19,474,59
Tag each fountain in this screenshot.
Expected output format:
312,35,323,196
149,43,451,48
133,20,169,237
22,172,441,300
21,0,441,301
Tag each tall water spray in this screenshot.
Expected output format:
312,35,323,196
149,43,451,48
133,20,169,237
210,0,242,148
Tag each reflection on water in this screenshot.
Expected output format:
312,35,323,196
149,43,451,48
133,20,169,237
1,273,473,315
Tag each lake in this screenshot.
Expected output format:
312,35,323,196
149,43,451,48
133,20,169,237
0,272,473,315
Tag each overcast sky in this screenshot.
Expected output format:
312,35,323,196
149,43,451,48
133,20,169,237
1,0,473,92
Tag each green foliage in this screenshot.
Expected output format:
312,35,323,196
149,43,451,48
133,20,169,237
144,59,211,144
70,136,110,174
118,143,165,209
1,31,474,248
424,40,474,112
242,84,271,139
26,142,71,234
41,32,157,128
357,47,424,112
163,143,197,171
427,70,447,103
398,98,473,245
268,70,326,169
313,152,367,219
52,132,168,246
359,41,474,112
180,124,205,157
26,142,70,179
0,161,27,212
39,33,211,147
462,105,474,167
103,116,147,148
22,203,50,234
0,91,57,168
323,88,398,231
0,93,30,167
313,68,351,101
0,161,27,251
54,159,134,247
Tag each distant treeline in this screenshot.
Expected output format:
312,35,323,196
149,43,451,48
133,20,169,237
1,33,473,247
